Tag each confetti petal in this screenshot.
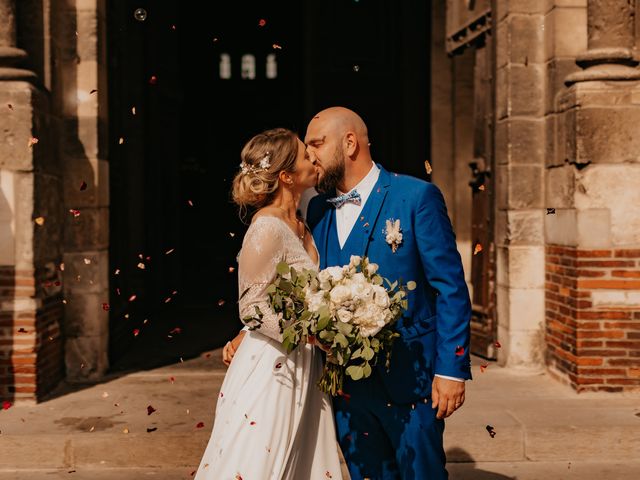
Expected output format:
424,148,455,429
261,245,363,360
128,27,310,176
80,181,88,191
2,401,12,410
258,19,267,27
480,363,488,373
34,216,45,226
424,160,433,175
149,75,157,85
147,405,156,415
101,303,110,311
69,209,81,217
455,345,465,356
486,425,496,438
473,243,483,255
494,341,502,348
196,422,204,428
546,208,556,215
28,137,39,148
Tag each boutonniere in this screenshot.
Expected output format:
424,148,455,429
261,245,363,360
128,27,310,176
384,219,403,253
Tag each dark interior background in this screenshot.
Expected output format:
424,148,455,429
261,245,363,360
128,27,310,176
107,0,430,371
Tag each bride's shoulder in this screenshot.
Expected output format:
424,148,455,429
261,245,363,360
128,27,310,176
246,212,286,236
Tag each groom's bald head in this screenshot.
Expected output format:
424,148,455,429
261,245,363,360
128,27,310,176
307,106,369,145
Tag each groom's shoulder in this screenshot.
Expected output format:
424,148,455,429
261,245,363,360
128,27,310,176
387,170,441,198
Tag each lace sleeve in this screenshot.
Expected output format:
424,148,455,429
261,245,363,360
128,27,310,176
237,217,286,342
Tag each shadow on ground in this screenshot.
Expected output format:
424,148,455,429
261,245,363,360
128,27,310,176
447,448,515,480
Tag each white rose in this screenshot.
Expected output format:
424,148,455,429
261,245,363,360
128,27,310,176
372,285,390,309
329,285,352,306
349,255,362,268
325,266,344,283
366,263,379,275
336,308,353,323
306,291,325,313
350,281,373,303
317,270,331,285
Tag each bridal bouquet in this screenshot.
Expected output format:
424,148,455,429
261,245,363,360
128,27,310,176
245,255,415,396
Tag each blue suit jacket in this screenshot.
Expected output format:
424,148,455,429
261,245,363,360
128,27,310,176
307,165,472,404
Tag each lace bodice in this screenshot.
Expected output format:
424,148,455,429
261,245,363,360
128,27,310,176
238,216,319,341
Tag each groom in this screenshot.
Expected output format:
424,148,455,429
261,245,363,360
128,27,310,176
304,107,471,479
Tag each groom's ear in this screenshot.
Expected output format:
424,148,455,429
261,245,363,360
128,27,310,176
345,132,358,157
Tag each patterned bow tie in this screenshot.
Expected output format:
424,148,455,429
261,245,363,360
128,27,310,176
327,189,362,208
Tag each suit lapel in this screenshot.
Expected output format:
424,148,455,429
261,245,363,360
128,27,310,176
359,165,391,256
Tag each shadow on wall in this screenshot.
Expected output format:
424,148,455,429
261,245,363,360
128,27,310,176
446,447,515,480
0,174,16,402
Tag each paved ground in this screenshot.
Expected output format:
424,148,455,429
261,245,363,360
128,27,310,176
0,350,638,479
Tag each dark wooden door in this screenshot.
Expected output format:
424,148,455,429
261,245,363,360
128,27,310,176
468,32,497,359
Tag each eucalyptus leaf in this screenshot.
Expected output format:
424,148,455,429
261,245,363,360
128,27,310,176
276,261,290,275
346,365,364,381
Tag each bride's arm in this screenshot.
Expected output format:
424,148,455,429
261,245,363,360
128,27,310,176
237,219,286,342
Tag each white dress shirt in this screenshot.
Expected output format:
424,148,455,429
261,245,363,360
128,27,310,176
335,163,380,248
333,163,464,383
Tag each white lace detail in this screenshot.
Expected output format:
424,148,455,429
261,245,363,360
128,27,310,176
238,216,319,341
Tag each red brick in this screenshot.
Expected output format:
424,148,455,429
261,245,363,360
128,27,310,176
576,311,630,320
605,378,640,385
576,330,625,338
576,250,612,258
576,340,603,348
576,279,640,290
577,368,626,376
608,359,640,367
576,270,606,277
575,357,603,366
611,270,640,278
614,249,640,258
577,260,635,268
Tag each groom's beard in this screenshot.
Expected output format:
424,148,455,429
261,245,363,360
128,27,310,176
316,147,346,194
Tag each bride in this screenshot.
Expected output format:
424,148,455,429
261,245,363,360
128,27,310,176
194,128,346,480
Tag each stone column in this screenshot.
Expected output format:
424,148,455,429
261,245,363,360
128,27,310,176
493,1,548,369
54,0,110,382
0,0,64,402
546,0,640,392
0,0,37,81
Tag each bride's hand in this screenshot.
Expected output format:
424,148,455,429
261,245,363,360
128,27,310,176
222,331,246,366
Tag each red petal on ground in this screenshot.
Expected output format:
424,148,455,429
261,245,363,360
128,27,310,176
196,422,205,428
147,405,156,415
2,401,11,410
101,303,110,311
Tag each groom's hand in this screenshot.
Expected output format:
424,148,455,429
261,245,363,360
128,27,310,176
431,376,465,419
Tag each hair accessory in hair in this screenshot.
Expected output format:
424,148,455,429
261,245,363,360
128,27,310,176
239,152,271,175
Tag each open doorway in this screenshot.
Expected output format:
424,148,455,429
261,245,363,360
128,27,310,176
107,0,430,370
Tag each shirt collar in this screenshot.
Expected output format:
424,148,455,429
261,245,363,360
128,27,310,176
337,162,380,198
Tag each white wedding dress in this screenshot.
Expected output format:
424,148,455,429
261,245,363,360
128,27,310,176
195,216,346,480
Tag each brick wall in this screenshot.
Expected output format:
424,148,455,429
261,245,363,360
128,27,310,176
0,265,64,402
546,246,640,392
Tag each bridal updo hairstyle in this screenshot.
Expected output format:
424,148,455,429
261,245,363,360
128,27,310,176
231,128,299,213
